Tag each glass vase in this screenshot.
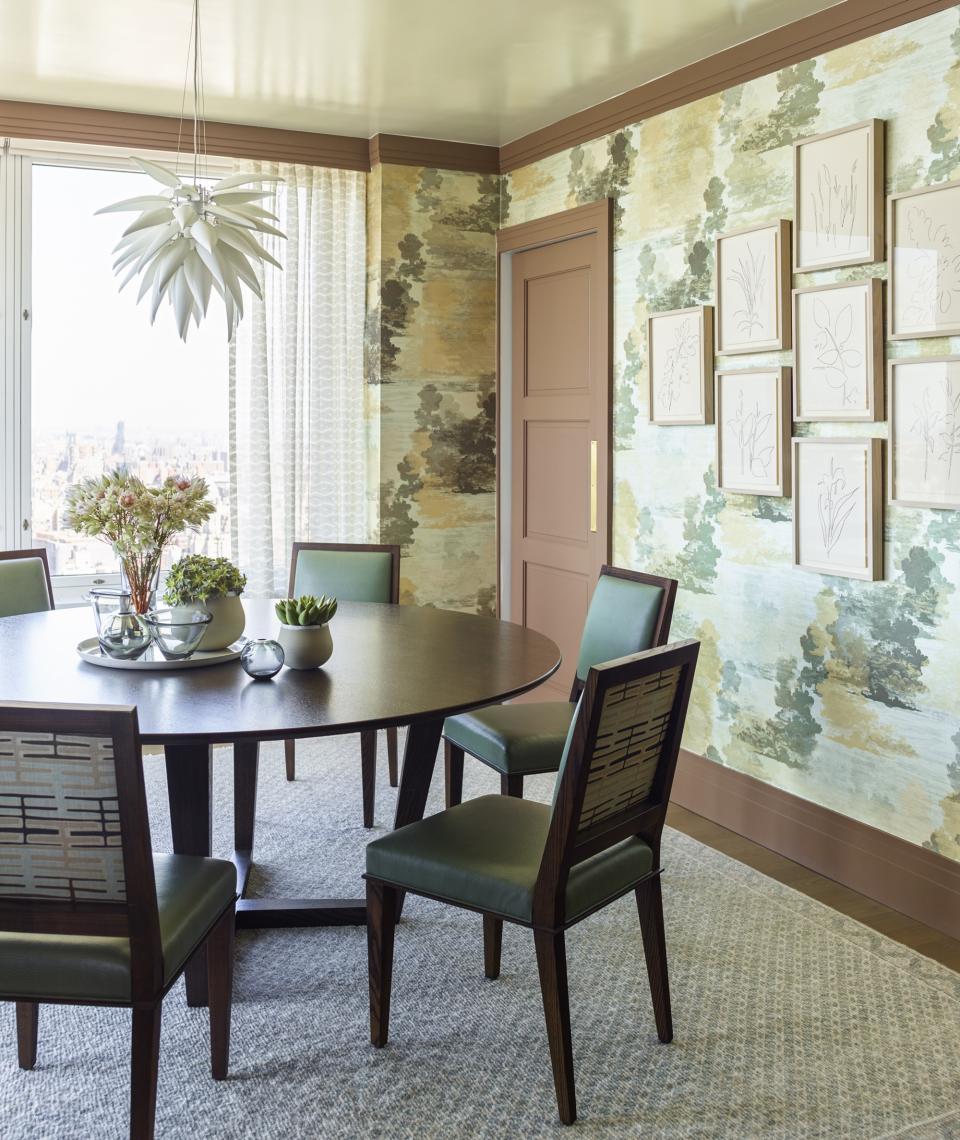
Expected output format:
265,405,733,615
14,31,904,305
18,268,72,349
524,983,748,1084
119,550,163,614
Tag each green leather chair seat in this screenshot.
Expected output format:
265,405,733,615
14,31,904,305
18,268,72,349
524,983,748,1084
293,549,393,603
0,557,51,618
443,701,576,776
0,854,237,1003
366,795,653,924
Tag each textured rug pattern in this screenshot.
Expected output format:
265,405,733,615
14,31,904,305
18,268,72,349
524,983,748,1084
1,735,958,1139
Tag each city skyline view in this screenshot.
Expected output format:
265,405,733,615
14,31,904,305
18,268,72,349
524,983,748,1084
30,161,231,575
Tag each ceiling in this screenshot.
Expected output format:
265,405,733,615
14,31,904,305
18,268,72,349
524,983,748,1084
0,0,842,147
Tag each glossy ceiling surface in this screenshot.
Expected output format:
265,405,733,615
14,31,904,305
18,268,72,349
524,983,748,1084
0,0,842,144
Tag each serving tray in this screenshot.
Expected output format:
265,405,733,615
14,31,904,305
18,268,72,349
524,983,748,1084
77,637,244,671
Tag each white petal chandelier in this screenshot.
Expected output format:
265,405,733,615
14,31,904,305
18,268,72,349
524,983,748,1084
97,0,285,340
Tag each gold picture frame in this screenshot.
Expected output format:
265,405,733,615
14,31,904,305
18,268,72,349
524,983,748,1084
715,367,792,497
793,119,885,273
793,436,883,581
715,220,791,356
792,278,884,422
647,305,714,425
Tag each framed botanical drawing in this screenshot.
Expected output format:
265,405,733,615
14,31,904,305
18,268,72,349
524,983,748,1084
889,179,960,339
793,436,883,581
647,305,714,425
715,367,791,496
888,355,960,510
792,279,884,422
793,119,884,272
716,220,791,355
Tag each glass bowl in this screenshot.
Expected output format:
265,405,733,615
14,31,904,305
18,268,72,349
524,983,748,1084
142,607,212,661
240,638,285,679
87,587,134,636
98,611,152,661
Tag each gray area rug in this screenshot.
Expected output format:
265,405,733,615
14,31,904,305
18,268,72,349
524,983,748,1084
1,733,959,1140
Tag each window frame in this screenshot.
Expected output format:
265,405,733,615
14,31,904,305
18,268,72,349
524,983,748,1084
1,138,235,604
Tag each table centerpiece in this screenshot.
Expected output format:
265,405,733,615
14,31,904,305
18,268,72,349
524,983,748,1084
64,469,215,614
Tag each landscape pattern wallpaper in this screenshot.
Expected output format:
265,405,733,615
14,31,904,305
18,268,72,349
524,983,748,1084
369,6,960,860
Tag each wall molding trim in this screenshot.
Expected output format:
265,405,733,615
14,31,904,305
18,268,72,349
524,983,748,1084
499,0,959,171
368,134,499,174
0,99,372,170
672,749,960,941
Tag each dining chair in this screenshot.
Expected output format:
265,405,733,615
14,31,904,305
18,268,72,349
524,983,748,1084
365,638,700,1125
0,701,238,1140
0,548,54,618
283,542,401,827
442,566,677,807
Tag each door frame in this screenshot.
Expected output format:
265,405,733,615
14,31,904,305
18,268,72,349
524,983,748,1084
494,198,613,620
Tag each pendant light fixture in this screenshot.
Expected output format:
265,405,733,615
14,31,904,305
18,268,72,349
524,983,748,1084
96,0,285,340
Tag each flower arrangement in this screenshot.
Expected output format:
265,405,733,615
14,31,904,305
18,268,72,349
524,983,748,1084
275,595,338,627
163,555,246,606
64,469,215,613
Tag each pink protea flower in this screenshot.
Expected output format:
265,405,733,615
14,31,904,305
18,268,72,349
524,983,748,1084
120,493,136,507
176,479,191,491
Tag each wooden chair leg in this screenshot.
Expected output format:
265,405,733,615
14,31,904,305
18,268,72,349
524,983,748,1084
635,875,673,1043
501,773,524,798
534,929,576,1125
15,1002,38,1070
130,1005,162,1140
207,905,236,1080
386,727,399,788
444,741,464,808
483,914,502,980
284,739,296,782
360,730,377,828
366,879,399,1047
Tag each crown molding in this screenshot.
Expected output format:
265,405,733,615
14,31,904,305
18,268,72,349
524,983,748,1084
0,99,372,170
499,0,959,172
369,134,499,174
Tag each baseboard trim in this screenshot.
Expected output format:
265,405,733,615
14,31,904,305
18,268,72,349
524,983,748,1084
672,749,960,941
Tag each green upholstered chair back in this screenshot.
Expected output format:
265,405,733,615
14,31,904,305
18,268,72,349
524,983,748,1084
535,640,700,926
0,703,161,980
572,567,677,694
289,543,400,605
0,550,53,619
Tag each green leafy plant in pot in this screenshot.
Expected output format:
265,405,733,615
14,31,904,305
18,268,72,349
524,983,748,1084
275,594,337,670
163,555,247,651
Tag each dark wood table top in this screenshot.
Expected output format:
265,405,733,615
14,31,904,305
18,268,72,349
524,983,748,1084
0,600,560,745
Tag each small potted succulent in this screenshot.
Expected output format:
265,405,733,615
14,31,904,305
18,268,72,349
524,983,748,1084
275,594,338,670
163,554,247,651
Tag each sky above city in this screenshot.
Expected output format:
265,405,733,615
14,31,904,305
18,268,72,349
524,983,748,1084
31,163,229,440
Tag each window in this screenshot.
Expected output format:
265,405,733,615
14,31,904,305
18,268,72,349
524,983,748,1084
2,147,231,599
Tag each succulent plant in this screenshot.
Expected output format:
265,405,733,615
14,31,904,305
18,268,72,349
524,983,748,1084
275,594,338,627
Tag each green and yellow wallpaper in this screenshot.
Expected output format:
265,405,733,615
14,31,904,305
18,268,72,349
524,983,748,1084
366,163,499,613
369,5,960,862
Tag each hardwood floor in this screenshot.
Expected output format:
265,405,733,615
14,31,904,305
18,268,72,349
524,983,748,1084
667,803,960,973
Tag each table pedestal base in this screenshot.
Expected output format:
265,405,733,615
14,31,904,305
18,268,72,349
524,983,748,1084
165,719,443,1003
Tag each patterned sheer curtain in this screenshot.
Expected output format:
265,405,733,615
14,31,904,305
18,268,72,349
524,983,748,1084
229,162,367,597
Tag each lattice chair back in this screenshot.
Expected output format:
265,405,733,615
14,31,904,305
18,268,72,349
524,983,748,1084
533,640,700,927
0,703,161,991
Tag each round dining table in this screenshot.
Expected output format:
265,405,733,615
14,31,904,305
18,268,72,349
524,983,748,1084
0,598,560,1004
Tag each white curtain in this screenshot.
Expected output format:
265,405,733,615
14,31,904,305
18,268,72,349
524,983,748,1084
229,162,367,597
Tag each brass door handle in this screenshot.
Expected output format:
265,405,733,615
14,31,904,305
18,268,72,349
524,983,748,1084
590,440,598,533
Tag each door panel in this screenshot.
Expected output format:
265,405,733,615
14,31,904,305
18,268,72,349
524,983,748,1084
508,219,610,702
524,420,590,544
525,268,591,394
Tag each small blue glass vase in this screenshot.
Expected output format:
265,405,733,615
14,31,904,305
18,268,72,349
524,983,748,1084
240,638,285,679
